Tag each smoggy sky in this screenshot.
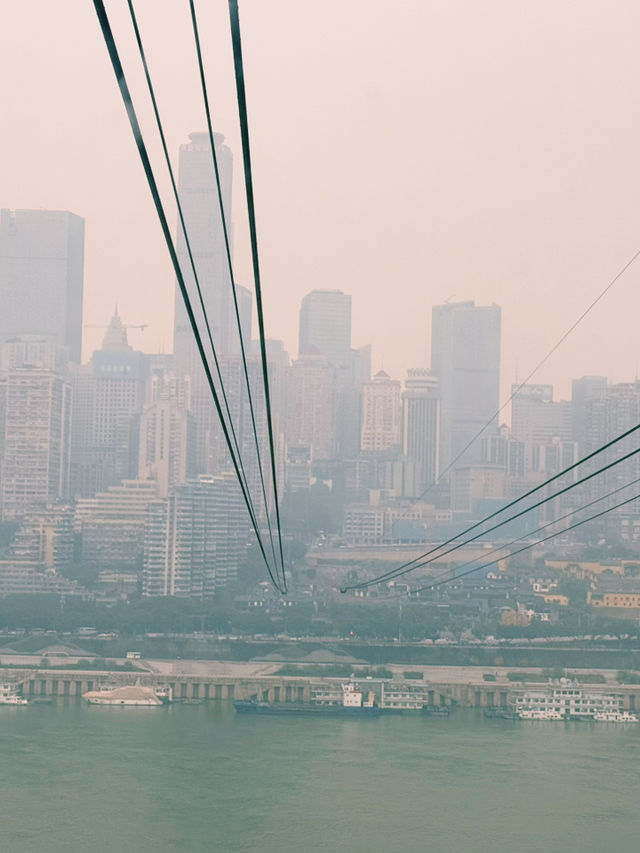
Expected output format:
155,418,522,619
2,0,640,407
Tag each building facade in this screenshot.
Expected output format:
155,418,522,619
143,474,248,598
360,370,401,452
0,338,72,519
0,209,84,362
402,368,440,497
431,301,501,477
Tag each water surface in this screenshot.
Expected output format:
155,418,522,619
0,702,638,852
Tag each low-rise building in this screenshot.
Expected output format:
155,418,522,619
589,578,640,610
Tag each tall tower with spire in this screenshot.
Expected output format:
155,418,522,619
70,308,148,497
101,306,130,352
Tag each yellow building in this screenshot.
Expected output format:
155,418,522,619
546,560,624,579
538,593,569,607
589,579,640,609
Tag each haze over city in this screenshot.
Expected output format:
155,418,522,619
1,4,640,852
2,0,640,402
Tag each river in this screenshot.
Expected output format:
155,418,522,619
1,701,638,852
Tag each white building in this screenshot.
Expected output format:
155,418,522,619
0,338,72,519
143,474,248,598
360,370,401,452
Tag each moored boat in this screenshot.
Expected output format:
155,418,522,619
234,681,381,717
593,710,638,723
0,683,28,706
83,684,172,707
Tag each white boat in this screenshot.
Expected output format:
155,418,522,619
593,711,639,723
518,708,564,721
515,680,635,722
0,683,28,706
83,684,172,707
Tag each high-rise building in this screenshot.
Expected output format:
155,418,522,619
481,425,525,480
0,209,84,362
138,371,196,498
173,132,234,362
571,375,607,455
0,338,72,519
298,290,352,368
431,301,501,477
451,464,506,515
70,310,148,497
402,368,440,497
582,381,640,540
286,351,337,461
143,474,248,598
510,384,572,474
360,370,401,452
0,336,71,519
297,290,370,458
173,132,243,474
10,505,74,573
75,478,159,570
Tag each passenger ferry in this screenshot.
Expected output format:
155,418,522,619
593,710,639,723
515,681,637,722
0,683,28,706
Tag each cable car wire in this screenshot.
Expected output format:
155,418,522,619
125,0,261,557
341,423,640,590
413,489,640,593
93,0,285,592
228,0,287,590
405,474,640,595
188,0,282,585
417,246,640,503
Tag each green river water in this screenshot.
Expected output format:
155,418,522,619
0,701,638,852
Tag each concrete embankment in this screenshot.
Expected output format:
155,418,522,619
4,663,640,710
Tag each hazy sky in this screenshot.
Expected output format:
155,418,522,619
2,0,640,405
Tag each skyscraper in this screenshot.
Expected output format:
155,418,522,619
70,309,148,497
402,368,440,496
0,209,85,362
138,372,196,498
297,290,368,458
298,290,352,368
360,370,401,452
286,351,337,461
431,301,501,477
510,384,572,474
571,375,607,455
582,381,640,540
172,132,249,474
142,474,248,598
173,132,234,363
0,338,72,519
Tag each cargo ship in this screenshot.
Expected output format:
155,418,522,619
233,681,381,717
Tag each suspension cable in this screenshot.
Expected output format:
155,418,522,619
189,0,282,586
126,0,258,549
93,0,285,592
228,0,287,591
341,423,640,590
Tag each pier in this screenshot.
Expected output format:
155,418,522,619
3,666,640,710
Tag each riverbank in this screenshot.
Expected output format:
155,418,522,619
4,660,640,710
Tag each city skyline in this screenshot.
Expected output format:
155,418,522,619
2,2,640,403
2,7,640,851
